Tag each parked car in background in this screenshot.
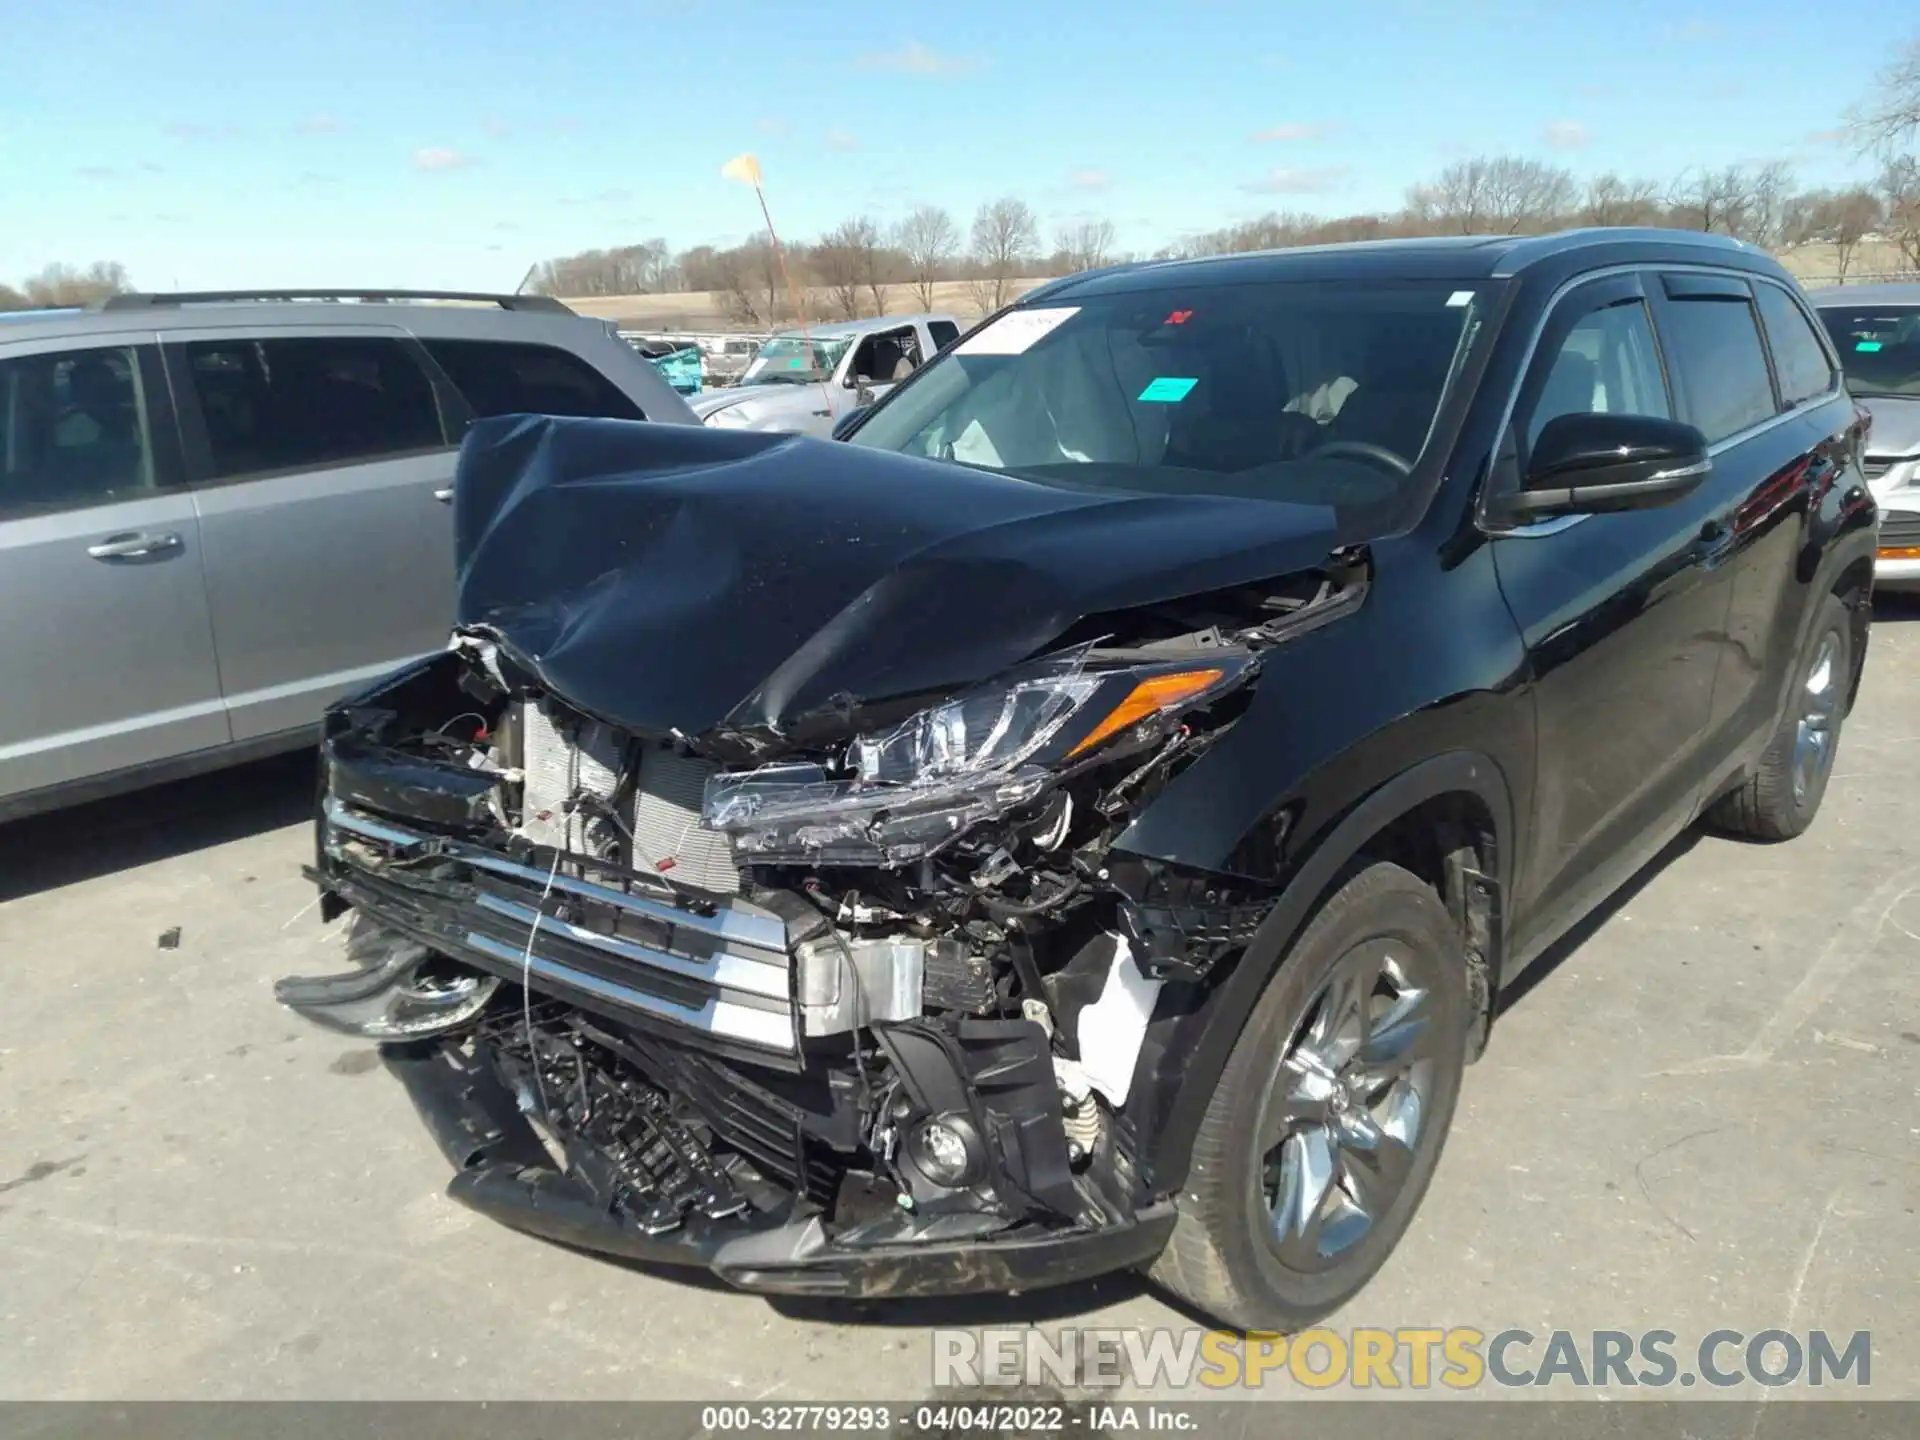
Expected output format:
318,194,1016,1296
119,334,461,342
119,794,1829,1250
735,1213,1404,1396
688,312,962,438
631,337,704,396
281,230,1874,1331
0,288,697,822
1809,283,1920,588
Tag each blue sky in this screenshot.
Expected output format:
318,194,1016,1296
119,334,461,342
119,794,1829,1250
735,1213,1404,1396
2,0,1908,292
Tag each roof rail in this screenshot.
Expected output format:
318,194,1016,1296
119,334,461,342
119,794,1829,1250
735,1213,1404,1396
98,289,572,313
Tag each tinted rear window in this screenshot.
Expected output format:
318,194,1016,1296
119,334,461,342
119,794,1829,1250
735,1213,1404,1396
424,339,644,420
182,336,446,480
1657,295,1776,443
1754,284,1837,408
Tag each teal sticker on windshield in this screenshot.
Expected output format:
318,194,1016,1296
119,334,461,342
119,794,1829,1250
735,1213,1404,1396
1856,340,1884,352
1138,376,1198,402
788,357,807,369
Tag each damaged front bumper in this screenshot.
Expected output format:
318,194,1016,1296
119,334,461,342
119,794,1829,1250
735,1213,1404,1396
385,1036,1174,1299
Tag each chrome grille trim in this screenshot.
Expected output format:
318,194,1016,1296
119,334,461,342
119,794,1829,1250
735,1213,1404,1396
323,797,786,951
474,892,791,1003
461,932,796,1051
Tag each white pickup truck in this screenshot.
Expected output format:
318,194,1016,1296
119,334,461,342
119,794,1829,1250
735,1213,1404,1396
688,312,961,439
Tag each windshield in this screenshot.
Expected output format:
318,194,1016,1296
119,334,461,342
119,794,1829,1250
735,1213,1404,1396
740,335,853,386
1818,305,1920,399
846,279,1486,507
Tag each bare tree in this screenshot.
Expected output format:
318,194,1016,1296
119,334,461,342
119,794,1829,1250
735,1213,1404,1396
1406,156,1574,234
1881,157,1920,271
1580,173,1664,228
813,225,865,319
1828,189,1886,280
1666,166,1756,237
1851,36,1920,155
0,284,29,312
895,205,959,310
1743,161,1799,249
968,198,1040,312
21,261,132,307
1055,218,1117,273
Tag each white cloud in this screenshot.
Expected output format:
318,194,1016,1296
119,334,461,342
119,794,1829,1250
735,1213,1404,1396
294,114,343,135
756,116,792,137
1251,123,1324,143
1241,166,1348,195
413,147,478,172
481,117,512,140
826,129,860,152
1660,18,1721,41
162,120,242,141
855,41,984,75
1068,167,1111,192
1544,119,1590,150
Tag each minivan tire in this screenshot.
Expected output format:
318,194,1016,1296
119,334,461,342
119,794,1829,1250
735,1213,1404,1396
1148,859,1468,1333
1704,591,1852,842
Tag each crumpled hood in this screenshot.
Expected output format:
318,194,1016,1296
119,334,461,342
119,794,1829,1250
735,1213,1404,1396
452,416,1351,739
687,385,823,424
1860,395,1920,459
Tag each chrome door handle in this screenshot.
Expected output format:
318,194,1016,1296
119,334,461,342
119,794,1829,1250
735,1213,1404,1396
86,531,183,560
432,486,455,503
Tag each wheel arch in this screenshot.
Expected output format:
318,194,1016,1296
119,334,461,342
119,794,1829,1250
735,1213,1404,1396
1136,749,1515,1194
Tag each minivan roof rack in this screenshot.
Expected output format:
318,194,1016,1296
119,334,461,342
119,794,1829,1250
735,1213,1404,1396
99,289,572,313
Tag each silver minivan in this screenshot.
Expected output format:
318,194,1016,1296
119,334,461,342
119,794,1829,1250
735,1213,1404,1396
0,288,697,821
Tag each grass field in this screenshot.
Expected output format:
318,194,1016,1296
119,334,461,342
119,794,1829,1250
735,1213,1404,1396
563,240,1915,333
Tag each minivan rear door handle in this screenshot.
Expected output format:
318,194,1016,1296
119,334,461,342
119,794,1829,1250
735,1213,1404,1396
86,531,183,560
432,486,455,503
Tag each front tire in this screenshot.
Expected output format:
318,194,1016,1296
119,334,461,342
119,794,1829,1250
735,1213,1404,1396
1704,591,1852,841
1148,860,1468,1332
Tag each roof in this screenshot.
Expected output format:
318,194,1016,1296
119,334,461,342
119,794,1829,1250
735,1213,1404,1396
1028,227,1768,301
0,291,611,348
1806,281,1920,307
771,312,960,340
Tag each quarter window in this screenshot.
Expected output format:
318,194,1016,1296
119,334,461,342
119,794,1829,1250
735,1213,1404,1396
0,346,157,517
1521,298,1671,454
928,320,960,350
1754,284,1837,408
1656,294,1777,444
422,339,644,421
183,336,446,480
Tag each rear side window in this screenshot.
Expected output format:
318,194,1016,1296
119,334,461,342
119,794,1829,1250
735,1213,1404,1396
0,345,158,517
928,320,960,350
1656,294,1776,444
422,339,644,421
1754,284,1838,408
182,336,446,480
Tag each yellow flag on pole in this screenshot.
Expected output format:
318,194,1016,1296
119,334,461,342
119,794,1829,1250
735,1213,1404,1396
720,153,763,187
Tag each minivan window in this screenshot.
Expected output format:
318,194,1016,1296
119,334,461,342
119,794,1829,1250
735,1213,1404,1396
1817,304,1920,399
1521,298,1671,454
1656,294,1776,444
1755,285,1838,408
848,281,1485,509
424,339,644,420
183,336,446,480
0,346,156,517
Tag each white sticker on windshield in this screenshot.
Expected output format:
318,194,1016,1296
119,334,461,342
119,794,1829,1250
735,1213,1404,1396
955,306,1081,356
1446,290,1474,307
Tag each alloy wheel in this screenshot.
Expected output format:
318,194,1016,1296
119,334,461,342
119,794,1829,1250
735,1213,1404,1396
1791,631,1841,807
1258,941,1438,1270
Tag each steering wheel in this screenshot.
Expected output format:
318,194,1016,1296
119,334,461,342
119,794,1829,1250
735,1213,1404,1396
1311,440,1413,476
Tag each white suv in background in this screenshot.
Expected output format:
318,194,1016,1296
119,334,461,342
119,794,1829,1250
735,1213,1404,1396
1810,283,1920,587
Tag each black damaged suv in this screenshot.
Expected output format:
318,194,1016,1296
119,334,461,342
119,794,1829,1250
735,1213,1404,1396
280,229,1875,1330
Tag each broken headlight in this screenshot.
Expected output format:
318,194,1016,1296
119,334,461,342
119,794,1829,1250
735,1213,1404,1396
701,652,1250,863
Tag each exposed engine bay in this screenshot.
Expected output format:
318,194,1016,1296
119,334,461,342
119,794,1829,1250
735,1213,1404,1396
278,414,1374,1296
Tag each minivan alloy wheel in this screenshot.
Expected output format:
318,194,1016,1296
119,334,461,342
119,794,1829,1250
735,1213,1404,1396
1260,941,1435,1270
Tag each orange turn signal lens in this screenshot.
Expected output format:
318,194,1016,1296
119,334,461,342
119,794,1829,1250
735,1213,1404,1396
1066,669,1225,758
1879,547,1920,560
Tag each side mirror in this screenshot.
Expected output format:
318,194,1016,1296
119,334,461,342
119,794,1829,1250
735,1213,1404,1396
1497,412,1712,522
830,405,871,441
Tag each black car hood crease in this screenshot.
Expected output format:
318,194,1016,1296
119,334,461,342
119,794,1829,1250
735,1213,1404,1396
452,416,1350,738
